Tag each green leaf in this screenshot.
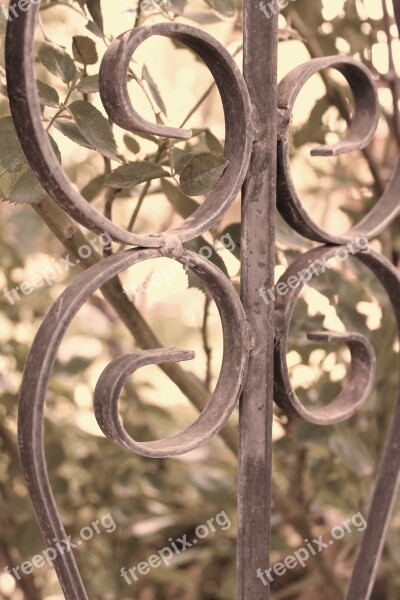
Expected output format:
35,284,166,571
54,119,94,150
168,0,187,12
81,174,106,201
204,129,224,154
293,97,330,149
142,65,167,116
170,7,223,23
134,131,159,144
170,149,199,174
220,223,240,260
86,0,104,33
85,20,104,39
72,35,98,65
67,100,118,161
107,162,169,189
8,172,44,205
180,152,228,196
330,428,374,478
0,118,26,172
161,179,200,220
38,42,77,84
205,0,236,18
183,236,229,294
37,80,60,108
0,117,60,204
49,133,62,163
123,135,141,154
77,74,100,94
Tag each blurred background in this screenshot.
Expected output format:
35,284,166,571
0,0,400,598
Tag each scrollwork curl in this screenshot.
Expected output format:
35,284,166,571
274,245,400,598
6,11,253,246
274,245,376,425
18,248,249,598
277,56,400,244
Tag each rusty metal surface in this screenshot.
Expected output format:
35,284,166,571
238,4,278,599
4,0,400,598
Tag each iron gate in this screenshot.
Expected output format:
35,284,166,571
4,0,400,598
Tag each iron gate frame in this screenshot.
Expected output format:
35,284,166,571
4,0,400,598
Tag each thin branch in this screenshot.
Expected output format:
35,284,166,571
180,81,216,129
179,45,243,129
201,296,212,391
103,157,119,255
118,142,169,252
126,180,152,233
134,2,142,28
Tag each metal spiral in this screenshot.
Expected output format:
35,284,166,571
17,249,249,598
6,11,253,247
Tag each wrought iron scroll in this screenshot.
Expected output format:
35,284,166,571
4,1,400,599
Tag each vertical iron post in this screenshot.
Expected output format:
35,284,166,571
238,3,279,599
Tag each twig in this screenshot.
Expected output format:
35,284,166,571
103,157,119,255
134,2,142,28
118,142,169,253
179,45,243,129
201,296,212,391
126,180,152,233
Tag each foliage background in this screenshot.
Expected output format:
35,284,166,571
0,0,400,598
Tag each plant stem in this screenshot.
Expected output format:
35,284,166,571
201,296,212,391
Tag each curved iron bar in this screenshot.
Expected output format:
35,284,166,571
6,14,253,246
277,56,400,244
274,246,376,425
18,249,249,599
274,247,400,599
